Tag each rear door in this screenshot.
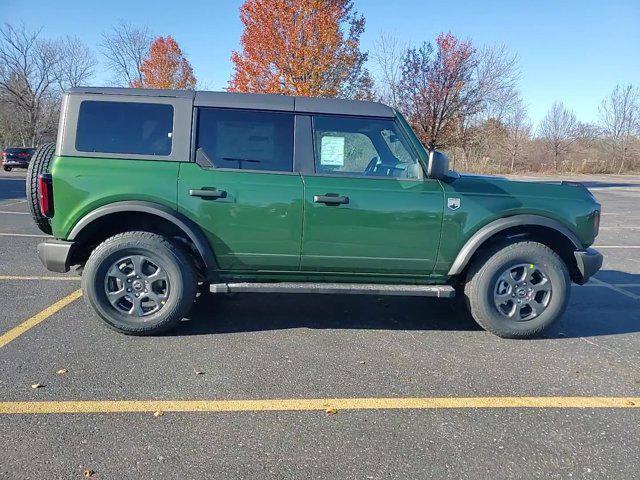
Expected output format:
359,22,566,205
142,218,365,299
178,107,303,271
300,115,444,276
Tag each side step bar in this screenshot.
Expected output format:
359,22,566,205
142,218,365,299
209,282,456,298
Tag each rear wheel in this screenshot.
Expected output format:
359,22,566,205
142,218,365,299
82,231,197,335
3,166,10,172
26,143,55,234
464,241,570,339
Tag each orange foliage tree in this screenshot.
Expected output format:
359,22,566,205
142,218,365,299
133,36,196,89
229,0,371,99
398,33,476,150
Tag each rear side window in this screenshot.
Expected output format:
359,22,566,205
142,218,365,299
76,101,173,156
196,107,293,172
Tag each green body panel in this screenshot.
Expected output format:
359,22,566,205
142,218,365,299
49,153,599,285
301,176,444,276
50,156,179,239
177,164,304,271
431,175,600,278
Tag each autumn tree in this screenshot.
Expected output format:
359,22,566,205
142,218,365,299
539,101,580,171
229,0,369,98
397,34,476,150
133,36,196,89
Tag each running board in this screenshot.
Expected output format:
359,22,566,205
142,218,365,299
209,282,455,298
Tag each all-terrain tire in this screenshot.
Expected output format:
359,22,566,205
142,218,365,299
464,240,570,339
82,231,197,335
26,143,55,234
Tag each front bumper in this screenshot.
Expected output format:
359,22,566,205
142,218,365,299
37,240,73,273
573,248,603,284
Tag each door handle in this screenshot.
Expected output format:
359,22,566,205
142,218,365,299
189,188,227,199
313,194,349,206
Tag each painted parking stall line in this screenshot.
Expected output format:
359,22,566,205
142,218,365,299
0,289,82,349
0,396,638,415
0,275,80,281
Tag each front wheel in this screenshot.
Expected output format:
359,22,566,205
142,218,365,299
82,231,197,335
464,241,570,339
3,166,10,172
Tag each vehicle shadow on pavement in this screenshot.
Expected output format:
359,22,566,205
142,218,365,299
544,270,640,339
175,293,481,335
174,270,640,339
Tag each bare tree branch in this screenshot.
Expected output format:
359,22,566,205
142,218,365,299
539,101,580,171
56,36,97,89
371,32,405,108
598,84,640,173
99,21,151,86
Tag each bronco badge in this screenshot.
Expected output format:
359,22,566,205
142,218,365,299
447,197,461,210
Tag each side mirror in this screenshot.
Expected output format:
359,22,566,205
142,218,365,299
427,150,449,179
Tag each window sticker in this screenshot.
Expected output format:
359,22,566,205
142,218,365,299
320,135,345,166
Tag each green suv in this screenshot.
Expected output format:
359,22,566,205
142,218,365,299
29,87,602,338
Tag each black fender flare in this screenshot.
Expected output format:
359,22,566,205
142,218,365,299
67,201,217,271
447,214,582,276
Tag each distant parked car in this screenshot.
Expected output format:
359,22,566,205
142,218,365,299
2,147,36,171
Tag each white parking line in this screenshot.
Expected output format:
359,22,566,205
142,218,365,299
589,278,640,300
594,245,640,249
0,233,50,238
0,211,29,215
0,199,26,207
599,226,640,230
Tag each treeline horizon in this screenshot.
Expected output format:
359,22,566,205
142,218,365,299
1,0,638,174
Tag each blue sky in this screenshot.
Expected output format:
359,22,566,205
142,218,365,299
1,0,638,124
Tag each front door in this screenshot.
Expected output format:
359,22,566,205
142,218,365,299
301,115,444,276
178,107,303,271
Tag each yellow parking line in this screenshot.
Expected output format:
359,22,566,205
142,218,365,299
0,289,82,349
0,275,80,281
0,396,637,414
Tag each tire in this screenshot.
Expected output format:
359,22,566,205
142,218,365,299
82,231,197,335
463,241,570,339
26,143,55,234
3,166,10,172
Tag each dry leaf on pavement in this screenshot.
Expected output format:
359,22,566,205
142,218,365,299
56,368,68,375
31,383,44,389
153,410,164,417
83,468,94,477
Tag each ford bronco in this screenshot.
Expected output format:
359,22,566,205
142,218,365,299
29,87,602,338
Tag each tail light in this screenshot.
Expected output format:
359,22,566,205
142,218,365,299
18,152,28,158
38,173,54,217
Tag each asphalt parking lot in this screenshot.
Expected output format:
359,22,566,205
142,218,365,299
0,168,639,479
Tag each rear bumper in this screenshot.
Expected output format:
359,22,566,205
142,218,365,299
37,240,73,273
2,159,29,167
573,248,603,284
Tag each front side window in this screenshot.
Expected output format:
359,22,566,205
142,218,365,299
196,108,294,172
76,101,173,156
312,116,422,179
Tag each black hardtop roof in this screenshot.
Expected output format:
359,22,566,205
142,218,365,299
66,87,395,118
